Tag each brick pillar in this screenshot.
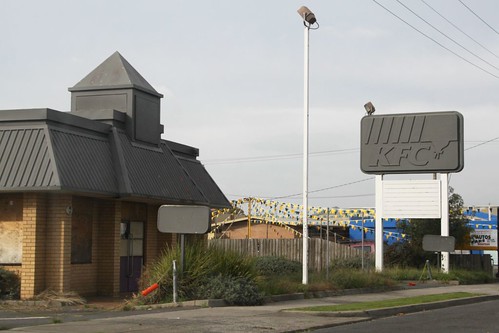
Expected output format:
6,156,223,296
21,193,47,299
97,200,121,296
144,204,159,264
45,194,72,293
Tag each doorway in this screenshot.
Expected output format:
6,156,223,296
120,221,144,292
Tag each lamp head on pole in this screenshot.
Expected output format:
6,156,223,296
297,6,318,28
364,101,376,116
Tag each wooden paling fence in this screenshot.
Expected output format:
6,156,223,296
450,254,492,272
208,238,366,272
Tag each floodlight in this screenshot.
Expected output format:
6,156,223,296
297,6,317,25
364,101,375,115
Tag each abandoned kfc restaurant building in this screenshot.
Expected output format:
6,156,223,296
0,52,230,299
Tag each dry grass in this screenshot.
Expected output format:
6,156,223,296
32,290,86,306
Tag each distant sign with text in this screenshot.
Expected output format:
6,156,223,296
360,111,464,174
464,229,498,251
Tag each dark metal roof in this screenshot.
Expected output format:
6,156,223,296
116,131,209,204
69,51,163,98
0,109,230,208
0,127,58,190
50,128,117,194
177,156,230,208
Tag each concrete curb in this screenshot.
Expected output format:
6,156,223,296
131,281,459,311
286,294,499,318
366,294,499,318
132,288,385,310
132,298,228,310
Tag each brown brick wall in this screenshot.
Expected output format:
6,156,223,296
96,200,121,296
70,196,98,296
45,194,72,292
15,194,181,299
0,193,23,221
21,193,47,299
144,204,159,265
158,232,176,252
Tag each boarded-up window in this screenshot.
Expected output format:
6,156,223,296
0,195,23,264
71,213,93,264
0,221,22,264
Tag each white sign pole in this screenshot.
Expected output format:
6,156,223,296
375,174,384,271
302,23,310,285
440,173,450,273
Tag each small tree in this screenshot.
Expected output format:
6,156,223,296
385,187,471,267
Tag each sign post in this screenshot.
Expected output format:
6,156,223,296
361,111,464,272
375,175,383,271
440,174,450,272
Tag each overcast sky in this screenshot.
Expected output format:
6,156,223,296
1,0,499,209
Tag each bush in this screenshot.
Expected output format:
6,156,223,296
138,242,258,304
254,256,301,276
196,275,263,305
384,242,433,268
0,268,20,300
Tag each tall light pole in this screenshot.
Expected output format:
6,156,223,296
297,6,318,285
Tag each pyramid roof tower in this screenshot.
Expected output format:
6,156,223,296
68,52,164,145
69,51,163,97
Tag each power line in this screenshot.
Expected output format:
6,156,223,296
225,135,499,202
227,192,374,200
458,0,499,36
206,139,498,166
465,136,499,151
449,135,499,186
420,0,499,61
395,0,499,72
269,177,374,200
204,148,358,165
301,194,374,200
371,0,499,80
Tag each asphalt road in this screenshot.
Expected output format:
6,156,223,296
3,283,498,332
313,299,499,333
0,306,173,330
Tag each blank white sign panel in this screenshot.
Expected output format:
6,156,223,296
382,180,441,218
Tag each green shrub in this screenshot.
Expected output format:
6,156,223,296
196,274,263,305
254,256,301,276
384,242,441,269
138,242,257,304
0,268,20,300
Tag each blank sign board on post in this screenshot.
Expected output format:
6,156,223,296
157,205,210,234
383,180,441,218
423,235,456,252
